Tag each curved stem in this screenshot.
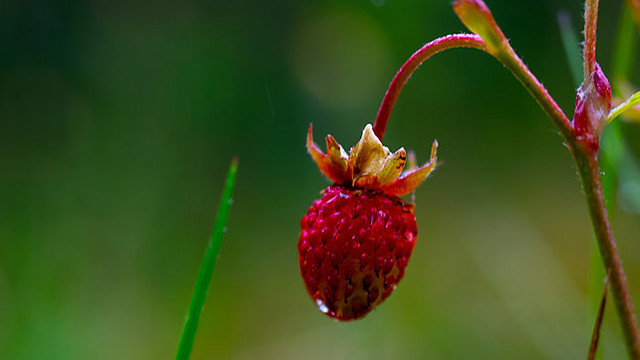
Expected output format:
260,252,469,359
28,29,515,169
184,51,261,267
573,146,640,359
452,0,574,141
373,34,487,140
373,35,574,143
373,3,639,354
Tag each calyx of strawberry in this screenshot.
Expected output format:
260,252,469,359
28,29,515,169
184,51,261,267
307,124,438,196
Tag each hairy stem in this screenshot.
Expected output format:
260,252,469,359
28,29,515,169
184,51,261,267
580,1,640,356
376,2,640,356
584,0,600,77
453,0,573,140
490,45,574,141
373,34,487,140
573,147,640,359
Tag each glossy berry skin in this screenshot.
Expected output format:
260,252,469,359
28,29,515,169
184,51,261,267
300,124,436,320
299,184,418,321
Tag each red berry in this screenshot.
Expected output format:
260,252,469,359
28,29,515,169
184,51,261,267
299,185,417,320
300,124,437,321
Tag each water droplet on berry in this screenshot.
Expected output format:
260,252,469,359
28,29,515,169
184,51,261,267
316,299,329,314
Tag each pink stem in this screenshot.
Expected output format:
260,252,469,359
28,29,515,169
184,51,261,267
373,34,487,140
584,0,599,77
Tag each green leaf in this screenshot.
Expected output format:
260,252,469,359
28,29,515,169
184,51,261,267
175,158,239,360
607,91,640,123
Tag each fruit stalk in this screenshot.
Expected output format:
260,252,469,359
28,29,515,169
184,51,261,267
390,0,640,356
453,0,574,141
372,34,487,140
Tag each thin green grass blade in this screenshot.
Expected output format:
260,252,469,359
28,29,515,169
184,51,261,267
175,158,239,360
557,11,583,87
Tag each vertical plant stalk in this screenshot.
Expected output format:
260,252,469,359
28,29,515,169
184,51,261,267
372,34,487,140
373,0,640,355
574,149,640,359
584,0,600,77
556,15,610,355
176,158,239,360
581,1,640,357
451,0,640,357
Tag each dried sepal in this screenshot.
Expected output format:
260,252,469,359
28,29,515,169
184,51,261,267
326,135,349,173
382,140,438,196
307,123,437,195
306,124,350,183
377,148,407,186
350,124,393,182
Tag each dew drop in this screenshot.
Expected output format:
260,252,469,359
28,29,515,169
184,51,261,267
316,299,329,313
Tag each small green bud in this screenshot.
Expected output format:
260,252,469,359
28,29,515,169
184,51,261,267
453,0,506,55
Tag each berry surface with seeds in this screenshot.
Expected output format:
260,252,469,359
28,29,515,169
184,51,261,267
299,124,437,320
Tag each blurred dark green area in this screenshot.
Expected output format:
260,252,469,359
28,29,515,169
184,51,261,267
1,0,639,359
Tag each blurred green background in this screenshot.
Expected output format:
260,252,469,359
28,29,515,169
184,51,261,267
1,0,639,359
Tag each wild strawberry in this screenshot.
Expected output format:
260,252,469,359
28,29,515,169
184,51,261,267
299,124,437,321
